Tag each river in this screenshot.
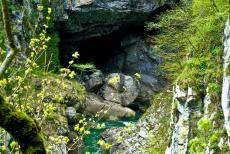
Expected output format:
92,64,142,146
83,114,141,154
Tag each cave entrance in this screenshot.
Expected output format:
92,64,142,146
59,29,124,74
59,26,145,74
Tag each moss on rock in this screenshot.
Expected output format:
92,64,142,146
142,91,172,153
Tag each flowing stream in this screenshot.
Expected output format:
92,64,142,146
83,114,141,154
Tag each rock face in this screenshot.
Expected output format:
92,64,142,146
222,19,230,144
9,1,175,153
120,35,166,104
170,86,196,153
102,73,139,106
12,0,171,109
60,0,172,39
60,32,167,109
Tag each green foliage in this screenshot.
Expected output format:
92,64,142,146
0,145,7,154
147,0,227,93
28,7,60,72
146,1,191,81
189,118,220,154
197,117,212,132
72,63,96,72
0,21,5,49
208,83,220,94
72,62,98,81
45,33,61,71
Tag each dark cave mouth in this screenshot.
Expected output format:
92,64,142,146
58,25,161,112
59,26,146,74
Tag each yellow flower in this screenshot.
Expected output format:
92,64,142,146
43,24,48,29
69,60,74,65
0,79,7,87
108,75,120,87
72,51,80,58
117,136,123,143
46,16,51,20
79,120,84,123
97,139,105,146
68,71,76,79
48,8,52,14
134,73,141,80
105,143,112,150
79,127,84,133
37,5,44,11
74,124,79,131
25,68,32,74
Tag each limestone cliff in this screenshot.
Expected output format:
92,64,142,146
222,18,230,146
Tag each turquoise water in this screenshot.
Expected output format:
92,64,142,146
83,114,141,154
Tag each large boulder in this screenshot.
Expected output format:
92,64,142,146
102,73,139,106
85,93,136,120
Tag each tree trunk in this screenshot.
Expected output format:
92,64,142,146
0,0,19,77
0,96,47,154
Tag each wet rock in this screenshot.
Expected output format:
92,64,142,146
75,0,94,7
58,2,169,112
102,73,138,106
85,93,136,120
65,107,81,125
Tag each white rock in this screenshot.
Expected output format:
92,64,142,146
138,129,148,138
66,107,76,118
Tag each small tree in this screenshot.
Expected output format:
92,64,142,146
0,0,47,153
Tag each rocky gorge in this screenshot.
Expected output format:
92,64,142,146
3,0,174,153
54,1,172,152
1,0,230,154
14,0,172,117
51,0,173,153
53,0,172,120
